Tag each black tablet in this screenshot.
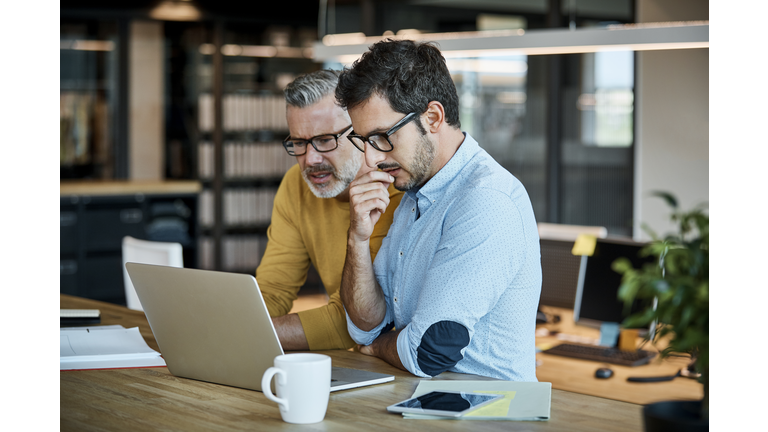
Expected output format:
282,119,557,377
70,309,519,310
386,390,503,417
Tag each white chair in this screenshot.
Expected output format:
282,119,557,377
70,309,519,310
122,236,183,311
537,222,608,242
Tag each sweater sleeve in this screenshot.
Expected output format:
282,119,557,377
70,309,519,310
256,166,310,317
296,290,355,350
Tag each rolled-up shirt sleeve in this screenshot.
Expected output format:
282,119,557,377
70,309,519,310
344,305,393,346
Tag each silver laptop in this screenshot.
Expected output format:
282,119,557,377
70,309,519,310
125,262,394,392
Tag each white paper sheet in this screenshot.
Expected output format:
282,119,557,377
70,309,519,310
60,326,166,370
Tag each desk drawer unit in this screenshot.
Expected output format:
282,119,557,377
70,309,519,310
60,184,199,306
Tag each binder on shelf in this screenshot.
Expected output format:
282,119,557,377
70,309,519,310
199,92,290,133
198,94,214,132
221,234,267,271
199,189,214,228
247,144,257,177
198,141,213,179
234,95,243,131
199,236,214,270
257,95,266,130
234,142,243,178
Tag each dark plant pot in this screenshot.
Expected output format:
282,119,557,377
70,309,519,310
643,400,708,432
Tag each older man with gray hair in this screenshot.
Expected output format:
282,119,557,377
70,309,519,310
257,69,403,350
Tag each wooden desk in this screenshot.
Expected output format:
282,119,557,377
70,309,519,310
536,306,703,405
61,295,644,431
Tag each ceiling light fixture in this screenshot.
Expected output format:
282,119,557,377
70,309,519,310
313,21,708,64
149,0,202,22
197,44,313,59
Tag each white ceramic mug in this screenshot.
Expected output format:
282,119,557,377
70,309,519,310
261,353,331,424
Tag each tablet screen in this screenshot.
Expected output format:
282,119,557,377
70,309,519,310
388,391,502,417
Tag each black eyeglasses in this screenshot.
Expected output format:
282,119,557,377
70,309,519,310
282,125,353,156
347,112,418,153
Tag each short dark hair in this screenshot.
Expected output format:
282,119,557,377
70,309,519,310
284,69,341,108
335,39,460,128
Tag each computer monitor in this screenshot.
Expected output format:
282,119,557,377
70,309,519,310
573,238,657,330
539,239,583,309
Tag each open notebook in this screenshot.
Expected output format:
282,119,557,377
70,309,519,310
125,263,394,392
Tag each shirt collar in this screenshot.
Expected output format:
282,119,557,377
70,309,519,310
407,132,479,206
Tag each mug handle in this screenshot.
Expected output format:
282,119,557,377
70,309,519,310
261,367,289,411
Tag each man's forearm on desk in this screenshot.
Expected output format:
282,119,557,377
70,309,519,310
359,328,406,371
272,313,309,351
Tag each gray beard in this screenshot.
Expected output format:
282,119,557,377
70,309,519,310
301,157,360,198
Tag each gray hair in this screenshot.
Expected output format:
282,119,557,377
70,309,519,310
284,69,341,108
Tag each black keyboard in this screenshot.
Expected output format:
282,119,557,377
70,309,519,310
542,343,657,367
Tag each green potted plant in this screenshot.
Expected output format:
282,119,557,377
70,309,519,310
612,192,708,431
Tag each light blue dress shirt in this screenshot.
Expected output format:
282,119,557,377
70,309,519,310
346,133,542,381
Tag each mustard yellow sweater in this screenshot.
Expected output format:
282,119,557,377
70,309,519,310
257,164,403,350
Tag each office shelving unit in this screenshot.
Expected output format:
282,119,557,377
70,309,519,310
60,18,127,180
59,15,322,303
196,97,293,273
192,22,321,275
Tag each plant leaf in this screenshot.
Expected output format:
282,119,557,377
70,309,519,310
650,191,678,209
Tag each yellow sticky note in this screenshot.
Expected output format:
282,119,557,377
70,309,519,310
537,342,555,351
571,234,597,256
464,391,516,417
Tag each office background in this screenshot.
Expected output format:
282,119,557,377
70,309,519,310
58,0,708,282
0,0,741,428
15,0,753,427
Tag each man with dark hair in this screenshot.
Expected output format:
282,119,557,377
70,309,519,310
257,69,402,350
337,39,541,381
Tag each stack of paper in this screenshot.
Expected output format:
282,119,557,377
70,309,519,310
60,326,166,371
402,380,551,421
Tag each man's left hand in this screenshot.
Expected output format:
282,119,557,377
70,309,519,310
356,329,406,372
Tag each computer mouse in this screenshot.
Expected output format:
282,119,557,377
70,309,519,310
595,367,614,379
